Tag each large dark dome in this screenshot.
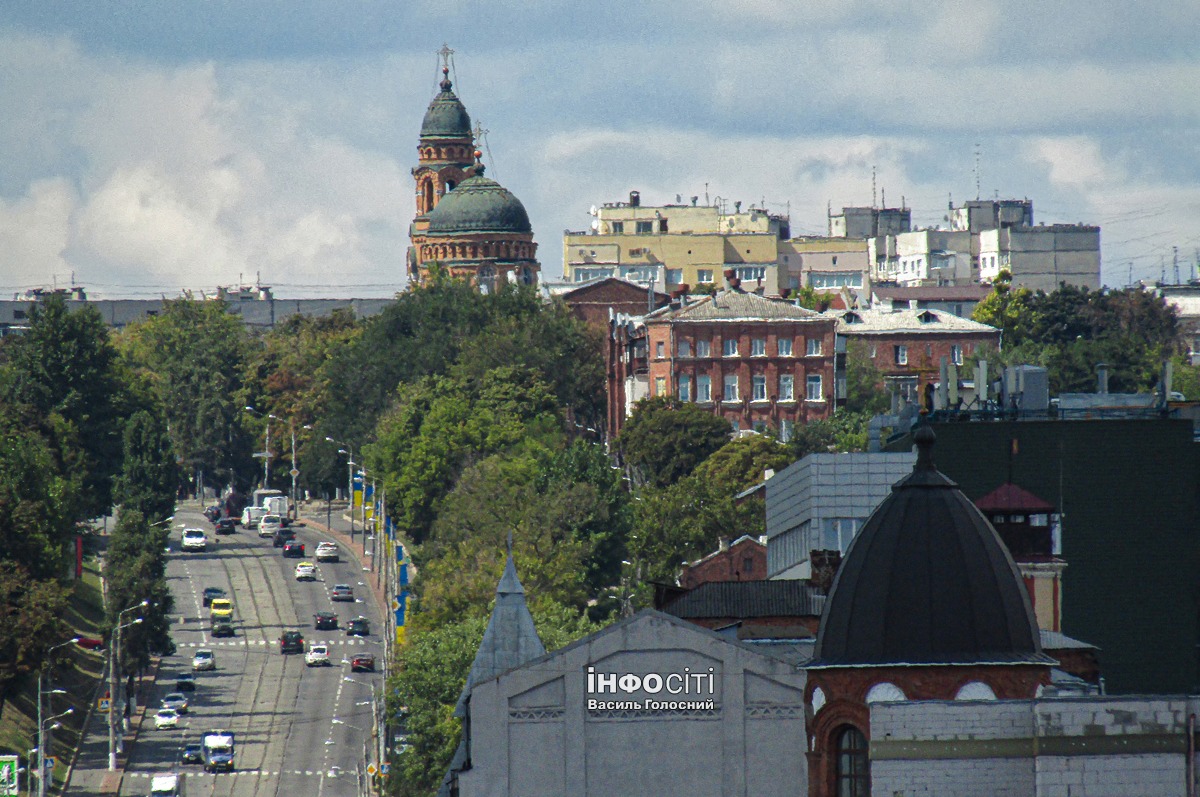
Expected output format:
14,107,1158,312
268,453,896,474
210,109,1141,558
810,426,1051,667
425,173,532,236
420,77,472,140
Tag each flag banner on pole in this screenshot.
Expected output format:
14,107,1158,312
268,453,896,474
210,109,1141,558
352,473,363,507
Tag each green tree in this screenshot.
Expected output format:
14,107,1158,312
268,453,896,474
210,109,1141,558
844,339,889,415
114,409,179,524
0,562,71,704
616,397,731,487
972,269,1040,347
692,434,793,495
105,509,175,669
1,294,124,518
786,411,871,459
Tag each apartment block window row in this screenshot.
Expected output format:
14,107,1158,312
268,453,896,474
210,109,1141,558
672,371,820,404
806,338,822,356
723,338,738,357
675,335,826,358
778,338,793,356
752,374,767,402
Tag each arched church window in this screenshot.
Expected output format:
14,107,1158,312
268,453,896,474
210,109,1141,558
478,265,496,295
422,180,434,213
864,682,906,703
954,681,997,701
834,726,869,797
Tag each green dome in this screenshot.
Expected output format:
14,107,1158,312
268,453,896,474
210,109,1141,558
420,76,472,140
426,173,532,236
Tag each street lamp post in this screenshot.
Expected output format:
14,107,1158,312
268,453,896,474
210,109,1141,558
108,607,145,771
244,406,274,488
327,438,355,540
37,637,78,797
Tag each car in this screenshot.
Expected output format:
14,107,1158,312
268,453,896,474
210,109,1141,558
304,644,331,667
273,528,297,547
161,692,190,713
181,742,205,764
211,621,235,638
214,517,236,535
154,708,180,729
209,598,234,621
330,584,354,602
350,652,376,672
279,630,305,654
314,611,338,630
203,505,222,522
259,514,283,538
282,540,305,558
181,528,208,552
314,542,339,563
294,561,317,581
76,636,106,651
175,673,196,692
201,587,227,607
192,649,215,671
346,617,370,637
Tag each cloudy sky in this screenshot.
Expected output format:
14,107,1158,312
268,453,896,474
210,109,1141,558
1,1,1197,298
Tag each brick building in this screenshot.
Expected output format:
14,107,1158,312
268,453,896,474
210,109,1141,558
679,534,766,589
607,286,837,440
829,307,1000,408
545,277,669,329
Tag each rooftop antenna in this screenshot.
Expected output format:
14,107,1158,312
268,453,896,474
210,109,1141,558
704,183,710,206
974,142,981,200
1128,262,1133,287
1173,245,1180,285
871,165,877,208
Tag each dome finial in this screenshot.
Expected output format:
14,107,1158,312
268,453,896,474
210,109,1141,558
438,43,455,91
913,413,936,471
473,149,485,176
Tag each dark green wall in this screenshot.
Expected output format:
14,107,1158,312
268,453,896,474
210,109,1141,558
886,419,1199,694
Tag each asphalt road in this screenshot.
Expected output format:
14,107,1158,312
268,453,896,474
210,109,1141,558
119,505,383,797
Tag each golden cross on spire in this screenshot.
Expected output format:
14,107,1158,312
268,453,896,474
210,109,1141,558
438,43,454,71
472,122,489,148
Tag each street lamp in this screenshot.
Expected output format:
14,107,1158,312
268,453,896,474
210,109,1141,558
36,637,78,797
327,438,355,540
108,608,145,771
245,406,273,488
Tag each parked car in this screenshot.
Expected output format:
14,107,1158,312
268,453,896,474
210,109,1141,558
304,644,331,667
76,636,106,651
279,630,305,654
272,528,297,547
214,517,237,535
211,621,235,638
314,542,339,563
350,652,376,672
201,587,227,607
330,584,354,602
314,611,338,630
181,528,208,552
346,617,370,636
181,743,205,764
282,541,305,558
294,561,317,581
192,649,216,671
175,673,196,692
161,692,190,714
259,514,283,538
154,708,180,730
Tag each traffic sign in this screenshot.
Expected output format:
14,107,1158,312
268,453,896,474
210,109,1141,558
366,764,378,777
289,468,300,477
0,755,18,796
97,698,111,712
43,756,56,772
380,763,390,775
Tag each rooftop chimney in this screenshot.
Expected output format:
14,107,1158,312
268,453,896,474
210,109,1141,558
1096,363,1110,394
629,190,640,208
718,536,731,552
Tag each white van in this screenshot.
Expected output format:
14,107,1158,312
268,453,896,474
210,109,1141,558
258,515,282,538
150,773,181,796
241,506,266,529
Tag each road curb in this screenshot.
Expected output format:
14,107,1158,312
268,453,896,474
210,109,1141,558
300,516,389,627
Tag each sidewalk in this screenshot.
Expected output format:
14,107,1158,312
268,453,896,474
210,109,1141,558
63,661,159,796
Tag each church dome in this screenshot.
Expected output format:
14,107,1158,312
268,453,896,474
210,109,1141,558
420,71,472,140
811,425,1050,667
425,170,532,236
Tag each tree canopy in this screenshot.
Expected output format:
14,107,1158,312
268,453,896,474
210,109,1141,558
616,397,732,487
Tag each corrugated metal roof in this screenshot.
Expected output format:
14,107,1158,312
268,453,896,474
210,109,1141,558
662,579,826,619
648,290,824,322
828,307,998,334
1040,629,1099,651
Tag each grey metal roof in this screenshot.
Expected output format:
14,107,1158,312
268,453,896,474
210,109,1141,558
647,289,824,323
1039,629,1099,651
662,579,826,619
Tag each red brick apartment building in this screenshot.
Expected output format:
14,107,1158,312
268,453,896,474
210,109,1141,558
607,288,836,439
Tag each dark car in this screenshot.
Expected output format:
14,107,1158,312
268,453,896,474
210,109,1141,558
175,673,196,692
314,611,338,630
202,587,227,608
330,584,354,602
346,617,369,636
203,505,222,522
212,621,235,638
282,541,305,558
279,630,305,654
214,517,236,535
181,742,205,764
350,652,375,672
273,528,297,548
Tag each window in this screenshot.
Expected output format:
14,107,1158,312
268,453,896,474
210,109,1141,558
723,374,739,402
13,309,27,320
869,345,877,358
697,375,712,402
696,339,711,357
697,269,714,284
835,726,870,797
822,518,862,552
654,376,666,396
831,255,838,265
894,345,908,365
678,339,692,357
751,338,766,356
778,338,793,356
730,418,740,431
723,338,738,357
742,557,754,575
636,220,654,234
665,268,682,285
779,375,794,401
574,267,615,282
806,338,823,356
610,222,624,234
780,418,794,442
806,374,824,401
659,218,668,233
678,375,691,402
752,375,767,401
655,341,664,358
735,266,767,282
950,344,963,365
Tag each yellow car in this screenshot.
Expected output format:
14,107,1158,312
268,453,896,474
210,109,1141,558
209,598,234,621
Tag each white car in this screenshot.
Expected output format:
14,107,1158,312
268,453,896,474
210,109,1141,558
304,644,330,667
259,514,283,538
154,708,180,729
181,528,207,552
192,649,215,671
314,542,339,563
294,561,317,581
